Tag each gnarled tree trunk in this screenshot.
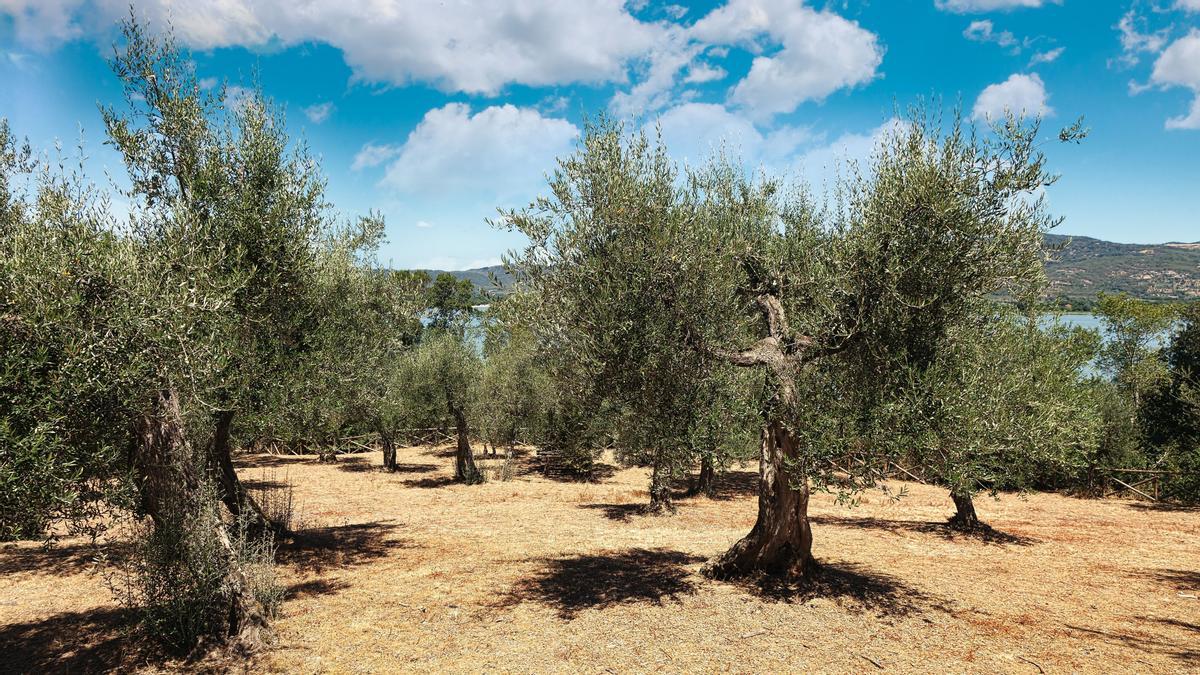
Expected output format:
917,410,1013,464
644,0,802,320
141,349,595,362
450,403,481,484
132,390,270,649
648,457,675,513
703,419,814,580
689,455,716,498
378,420,398,472
208,410,284,537
948,490,980,530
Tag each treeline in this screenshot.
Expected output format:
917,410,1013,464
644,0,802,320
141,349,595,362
3,19,1199,658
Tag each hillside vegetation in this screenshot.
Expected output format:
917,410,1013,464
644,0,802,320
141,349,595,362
429,234,1200,307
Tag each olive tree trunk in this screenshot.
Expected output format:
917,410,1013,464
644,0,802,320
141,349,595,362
208,410,284,537
133,390,270,648
948,490,981,529
648,457,675,513
702,419,814,580
690,455,716,498
379,425,397,472
450,403,482,484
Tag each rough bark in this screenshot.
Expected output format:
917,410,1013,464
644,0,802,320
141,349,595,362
948,491,981,530
691,456,716,498
378,422,397,471
647,458,675,513
702,419,814,580
208,410,284,537
132,390,270,650
450,403,482,484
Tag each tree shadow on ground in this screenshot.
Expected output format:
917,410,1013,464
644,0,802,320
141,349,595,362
233,454,313,469
0,606,170,674
1129,567,1200,591
502,548,705,619
577,502,658,522
284,577,353,600
421,445,459,459
401,475,458,489
727,559,954,618
1064,623,1200,667
1125,501,1200,513
277,521,412,574
810,514,1038,546
673,469,759,501
0,539,130,576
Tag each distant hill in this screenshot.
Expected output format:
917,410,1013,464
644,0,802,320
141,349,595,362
420,265,513,296
423,235,1200,307
1045,234,1200,306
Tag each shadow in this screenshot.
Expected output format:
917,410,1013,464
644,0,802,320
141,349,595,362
241,477,291,490
278,521,411,574
810,514,1039,546
421,445,458,458
0,540,132,576
233,454,313,469
1150,618,1200,633
402,476,458,489
387,463,439,474
1064,623,1199,666
578,503,653,522
728,559,953,617
335,456,375,473
0,606,167,674
284,577,352,600
1126,501,1200,513
674,470,759,501
532,459,620,483
1130,568,1200,591
503,548,704,619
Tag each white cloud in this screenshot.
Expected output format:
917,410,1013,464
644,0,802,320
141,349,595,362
1151,30,1200,130
1177,0,1200,11
964,20,1017,49
351,142,402,171
935,0,1058,12
198,76,219,91
690,0,883,118
1030,46,1064,65
1114,10,1169,67
415,220,434,229
0,0,665,95
683,62,727,84
972,72,1053,121
381,103,578,204
303,102,334,124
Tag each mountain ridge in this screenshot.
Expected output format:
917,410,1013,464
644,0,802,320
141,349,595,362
423,234,1200,306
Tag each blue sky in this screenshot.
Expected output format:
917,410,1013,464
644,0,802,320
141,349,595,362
1,0,1198,269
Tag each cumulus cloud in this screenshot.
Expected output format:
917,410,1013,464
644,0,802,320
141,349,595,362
935,0,1058,12
0,0,663,95
1176,0,1200,11
1151,30,1200,129
380,103,578,203
972,73,1052,121
691,0,883,118
303,102,334,124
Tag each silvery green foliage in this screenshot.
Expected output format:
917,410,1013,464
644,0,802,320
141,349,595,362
889,309,1103,501
504,108,1076,499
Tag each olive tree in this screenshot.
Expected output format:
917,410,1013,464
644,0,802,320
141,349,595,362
894,310,1102,528
504,110,1076,579
397,330,485,483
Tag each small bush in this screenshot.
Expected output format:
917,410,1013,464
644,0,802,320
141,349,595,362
112,481,282,653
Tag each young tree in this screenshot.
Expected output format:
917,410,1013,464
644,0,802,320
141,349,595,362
1095,292,1177,407
398,330,485,483
504,110,1076,579
425,272,476,331
894,310,1102,528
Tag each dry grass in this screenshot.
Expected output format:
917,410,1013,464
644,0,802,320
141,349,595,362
2,444,1198,674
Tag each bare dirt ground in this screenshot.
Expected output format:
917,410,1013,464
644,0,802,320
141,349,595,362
2,444,1198,674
